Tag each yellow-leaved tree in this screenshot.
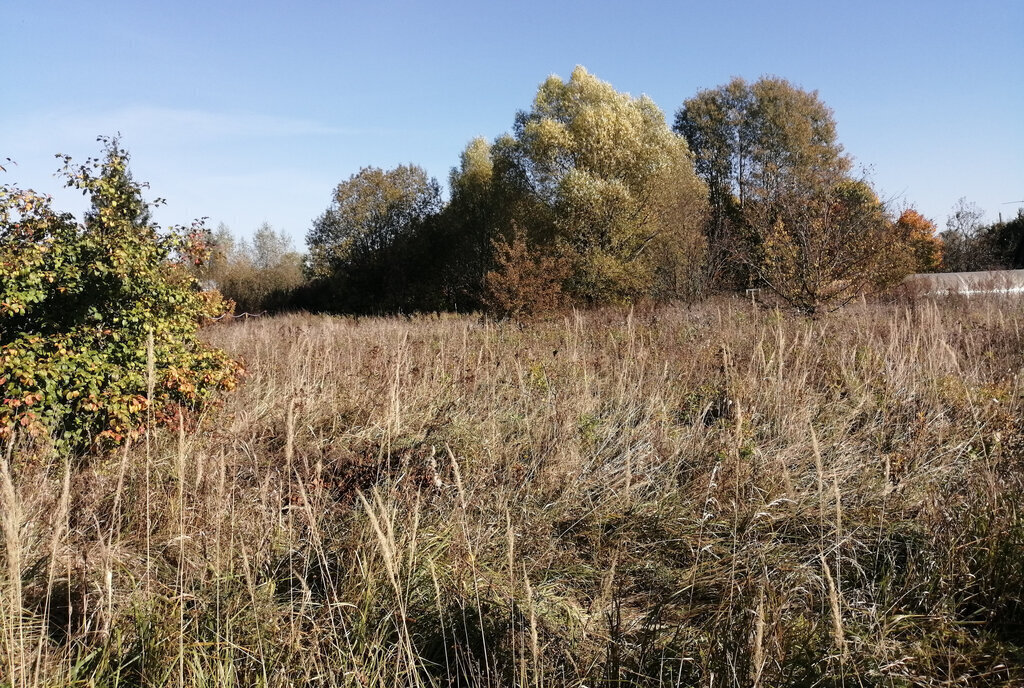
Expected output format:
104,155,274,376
490,66,707,305
749,179,907,314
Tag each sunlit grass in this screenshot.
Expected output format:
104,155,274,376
3,297,1023,686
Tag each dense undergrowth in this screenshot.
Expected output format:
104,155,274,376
3,297,1024,687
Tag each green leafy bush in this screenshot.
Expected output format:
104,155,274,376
0,138,241,452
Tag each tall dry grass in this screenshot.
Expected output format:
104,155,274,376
2,297,1023,686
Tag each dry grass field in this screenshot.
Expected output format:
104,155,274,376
3,297,1024,687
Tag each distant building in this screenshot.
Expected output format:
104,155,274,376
898,269,1024,297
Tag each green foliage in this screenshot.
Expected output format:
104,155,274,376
941,200,1024,272
440,137,499,306
298,68,711,316
0,138,241,452
676,76,851,290
988,208,1024,268
742,77,851,197
306,164,442,281
301,164,452,314
200,222,306,313
493,66,708,305
676,76,851,205
677,77,919,311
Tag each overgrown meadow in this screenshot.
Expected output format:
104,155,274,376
3,297,1024,687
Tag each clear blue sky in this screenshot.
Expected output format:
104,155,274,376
3,1,1022,247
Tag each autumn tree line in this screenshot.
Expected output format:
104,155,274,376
204,67,1024,316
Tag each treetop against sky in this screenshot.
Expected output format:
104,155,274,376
2,0,1021,242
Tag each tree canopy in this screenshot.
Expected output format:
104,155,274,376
306,165,442,281
491,66,707,303
440,138,499,306
895,209,943,273
940,200,1024,272
203,67,986,317
676,76,850,209
675,76,925,312
746,179,906,313
675,77,852,289
198,223,306,313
